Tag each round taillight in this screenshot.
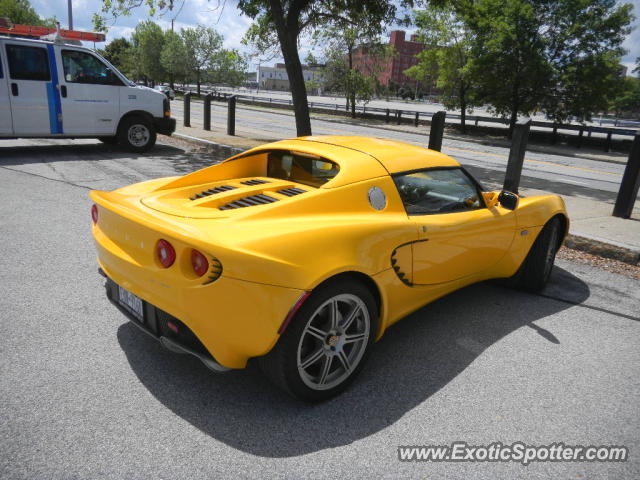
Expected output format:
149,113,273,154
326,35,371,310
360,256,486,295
156,239,176,268
91,204,98,225
191,249,209,277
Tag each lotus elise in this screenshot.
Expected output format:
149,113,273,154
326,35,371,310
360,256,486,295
90,136,568,401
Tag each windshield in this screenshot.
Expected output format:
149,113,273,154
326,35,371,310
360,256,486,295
266,150,340,187
92,50,135,86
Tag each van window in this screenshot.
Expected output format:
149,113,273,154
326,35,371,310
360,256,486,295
61,50,122,85
6,44,50,81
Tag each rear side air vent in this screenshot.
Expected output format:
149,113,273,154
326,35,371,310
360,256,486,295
241,179,270,186
190,185,236,200
219,194,279,210
277,187,306,197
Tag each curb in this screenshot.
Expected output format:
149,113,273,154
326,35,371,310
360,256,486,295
172,133,244,154
170,132,639,266
565,233,640,265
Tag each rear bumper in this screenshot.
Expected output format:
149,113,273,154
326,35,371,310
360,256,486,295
153,116,176,136
94,223,303,368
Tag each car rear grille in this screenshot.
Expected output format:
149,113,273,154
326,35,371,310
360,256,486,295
219,194,279,210
190,185,236,200
241,179,270,186
277,187,307,197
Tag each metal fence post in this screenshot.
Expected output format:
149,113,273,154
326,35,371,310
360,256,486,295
605,131,612,152
227,95,237,136
385,108,390,124
551,124,557,144
414,111,419,127
428,111,446,152
396,110,402,125
613,134,640,219
503,118,532,194
576,127,584,148
183,92,191,127
203,93,212,131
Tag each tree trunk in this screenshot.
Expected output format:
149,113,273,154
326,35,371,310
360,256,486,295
348,46,356,119
196,68,201,96
270,1,311,137
351,92,356,119
460,84,467,134
508,78,520,138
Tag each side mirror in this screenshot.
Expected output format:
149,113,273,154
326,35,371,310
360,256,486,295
498,190,519,210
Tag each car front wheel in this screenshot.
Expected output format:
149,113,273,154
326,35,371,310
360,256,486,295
118,116,157,153
260,280,378,402
512,217,562,292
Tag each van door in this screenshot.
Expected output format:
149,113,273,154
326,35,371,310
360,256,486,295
0,43,14,135
4,41,57,135
57,48,120,135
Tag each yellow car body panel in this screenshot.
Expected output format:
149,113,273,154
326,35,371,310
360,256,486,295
90,136,568,369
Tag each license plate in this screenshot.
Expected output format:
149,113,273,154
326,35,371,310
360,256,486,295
118,285,144,321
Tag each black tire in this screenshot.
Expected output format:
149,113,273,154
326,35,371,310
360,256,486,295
511,217,562,292
117,115,157,153
259,279,379,402
98,136,118,145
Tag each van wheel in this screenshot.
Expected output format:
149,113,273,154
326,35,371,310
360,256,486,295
118,116,156,153
98,136,118,145
259,280,378,402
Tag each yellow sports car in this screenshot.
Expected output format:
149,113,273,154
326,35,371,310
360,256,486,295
90,136,568,401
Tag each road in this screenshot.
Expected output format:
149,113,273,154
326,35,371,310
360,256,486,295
1,138,639,479
171,100,630,204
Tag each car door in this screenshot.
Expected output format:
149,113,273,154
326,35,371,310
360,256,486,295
4,40,56,135
0,42,13,135
393,167,516,285
56,47,120,135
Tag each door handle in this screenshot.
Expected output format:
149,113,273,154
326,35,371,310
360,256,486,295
60,85,67,98
10,83,18,96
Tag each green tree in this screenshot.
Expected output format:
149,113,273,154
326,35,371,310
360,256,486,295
405,5,478,132
131,20,165,85
609,76,640,116
99,37,132,74
0,0,55,26
462,0,634,133
181,25,223,94
321,29,387,118
240,0,397,135
208,49,248,87
161,30,187,88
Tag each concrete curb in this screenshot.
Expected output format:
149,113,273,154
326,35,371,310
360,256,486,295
565,233,640,265
168,132,639,266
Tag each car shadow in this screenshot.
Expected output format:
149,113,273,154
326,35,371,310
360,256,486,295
116,266,589,458
0,139,242,174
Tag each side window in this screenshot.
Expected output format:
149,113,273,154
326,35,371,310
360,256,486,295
61,50,122,85
393,168,483,215
6,44,50,81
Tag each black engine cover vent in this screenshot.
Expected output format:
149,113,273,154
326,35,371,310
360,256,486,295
190,185,236,200
219,194,279,210
241,179,271,186
277,187,306,197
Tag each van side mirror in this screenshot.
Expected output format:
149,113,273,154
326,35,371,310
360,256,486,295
498,190,519,210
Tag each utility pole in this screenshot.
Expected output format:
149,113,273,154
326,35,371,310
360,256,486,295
67,0,73,29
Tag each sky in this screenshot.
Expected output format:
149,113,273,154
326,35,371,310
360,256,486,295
30,0,640,74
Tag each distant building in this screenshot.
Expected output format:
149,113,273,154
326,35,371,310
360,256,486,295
353,30,429,90
257,63,325,92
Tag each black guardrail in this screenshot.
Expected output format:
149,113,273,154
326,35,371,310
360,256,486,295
175,88,638,152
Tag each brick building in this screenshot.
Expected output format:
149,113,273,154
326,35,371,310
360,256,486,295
353,30,425,88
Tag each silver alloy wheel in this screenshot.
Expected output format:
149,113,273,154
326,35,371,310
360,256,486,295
127,124,150,147
296,293,370,391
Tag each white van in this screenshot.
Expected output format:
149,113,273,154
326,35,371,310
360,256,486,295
0,34,175,152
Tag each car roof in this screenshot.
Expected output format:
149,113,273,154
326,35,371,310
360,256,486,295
298,135,460,174
233,136,461,189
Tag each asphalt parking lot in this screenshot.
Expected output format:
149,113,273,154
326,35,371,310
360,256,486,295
1,138,639,479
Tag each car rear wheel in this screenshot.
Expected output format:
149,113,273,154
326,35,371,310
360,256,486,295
118,116,157,153
512,217,561,292
260,280,378,402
